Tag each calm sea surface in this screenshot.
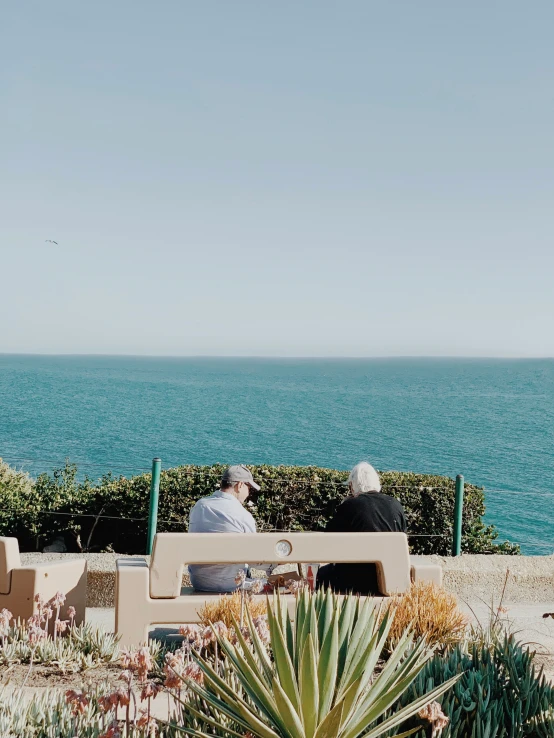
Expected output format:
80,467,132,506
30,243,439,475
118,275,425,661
0,355,552,554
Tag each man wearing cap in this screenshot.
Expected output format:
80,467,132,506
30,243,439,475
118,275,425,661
188,465,273,592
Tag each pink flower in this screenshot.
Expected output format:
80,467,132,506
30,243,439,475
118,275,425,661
119,669,134,685
55,619,69,635
253,616,270,644
178,624,201,641
137,710,158,732
51,591,66,608
98,688,130,713
140,681,162,701
0,609,12,635
99,720,122,738
212,621,229,639
202,626,216,647
67,606,76,620
115,687,130,707
97,694,115,713
164,652,185,690
164,669,183,691
27,614,42,629
183,662,204,685
28,624,46,645
65,689,90,715
120,648,138,670
135,646,154,680
418,701,449,738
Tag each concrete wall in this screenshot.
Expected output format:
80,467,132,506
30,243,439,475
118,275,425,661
20,553,554,608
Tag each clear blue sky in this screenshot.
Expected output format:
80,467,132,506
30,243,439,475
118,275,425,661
2,1,553,357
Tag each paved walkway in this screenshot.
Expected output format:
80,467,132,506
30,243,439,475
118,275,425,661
459,601,554,646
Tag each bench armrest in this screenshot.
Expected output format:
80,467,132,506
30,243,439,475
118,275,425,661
10,559,87,624
116,557,148,570
410,560,442,587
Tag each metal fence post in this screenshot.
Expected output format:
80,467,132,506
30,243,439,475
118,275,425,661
147,458,161,555
452,474,464,556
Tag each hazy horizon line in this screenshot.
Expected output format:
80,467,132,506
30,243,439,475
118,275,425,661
1,352,553,361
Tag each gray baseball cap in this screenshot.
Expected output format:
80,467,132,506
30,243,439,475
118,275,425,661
221,464,261,492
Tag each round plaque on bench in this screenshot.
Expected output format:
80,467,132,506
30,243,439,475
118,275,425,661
275,540,292,558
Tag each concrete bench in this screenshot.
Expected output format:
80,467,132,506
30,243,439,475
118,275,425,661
115,531,442,647
0,537,87,626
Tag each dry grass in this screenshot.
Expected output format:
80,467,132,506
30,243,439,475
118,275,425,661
384,581,468,650
197,591,268,628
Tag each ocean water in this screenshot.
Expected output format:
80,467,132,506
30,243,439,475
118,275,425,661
0,354,552,554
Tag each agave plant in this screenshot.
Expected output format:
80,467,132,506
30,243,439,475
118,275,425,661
178,589,459,738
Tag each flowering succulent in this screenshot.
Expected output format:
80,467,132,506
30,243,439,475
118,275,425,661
418,701,449,737
52,591,66,608
178,624,201,642
65,689,90,715
55,619,69,635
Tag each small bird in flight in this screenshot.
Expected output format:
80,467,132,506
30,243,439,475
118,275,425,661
45,239,58,245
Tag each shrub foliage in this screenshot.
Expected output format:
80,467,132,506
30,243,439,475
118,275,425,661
0,459,519,555
390,636,554,738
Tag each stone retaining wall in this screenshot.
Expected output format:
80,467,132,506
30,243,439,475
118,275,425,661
20,553,554,608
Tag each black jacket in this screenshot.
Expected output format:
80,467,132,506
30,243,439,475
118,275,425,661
317,492,407,595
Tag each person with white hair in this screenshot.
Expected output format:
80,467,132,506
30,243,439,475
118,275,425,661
316,461,407,595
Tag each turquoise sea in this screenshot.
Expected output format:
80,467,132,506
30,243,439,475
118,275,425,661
0,355,552,554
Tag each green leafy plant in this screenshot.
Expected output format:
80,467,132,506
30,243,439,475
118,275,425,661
176,589,459,738
0,459,41,547
391,635,554,738
0,460,519,555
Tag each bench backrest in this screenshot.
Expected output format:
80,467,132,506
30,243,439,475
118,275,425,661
149,531,411,598
0,537,21,595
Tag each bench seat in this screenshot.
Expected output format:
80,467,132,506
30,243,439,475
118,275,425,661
115,532,442,647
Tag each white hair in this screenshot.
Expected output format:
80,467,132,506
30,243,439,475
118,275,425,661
348,462,381,495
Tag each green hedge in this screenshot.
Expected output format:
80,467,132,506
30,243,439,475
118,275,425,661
0,459,518,555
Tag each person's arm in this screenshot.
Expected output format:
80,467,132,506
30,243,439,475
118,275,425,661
326,499,354,532
398,508,407,533
188,501,201,531
391,500,408,533
241,509,276,575
241,511,257,533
